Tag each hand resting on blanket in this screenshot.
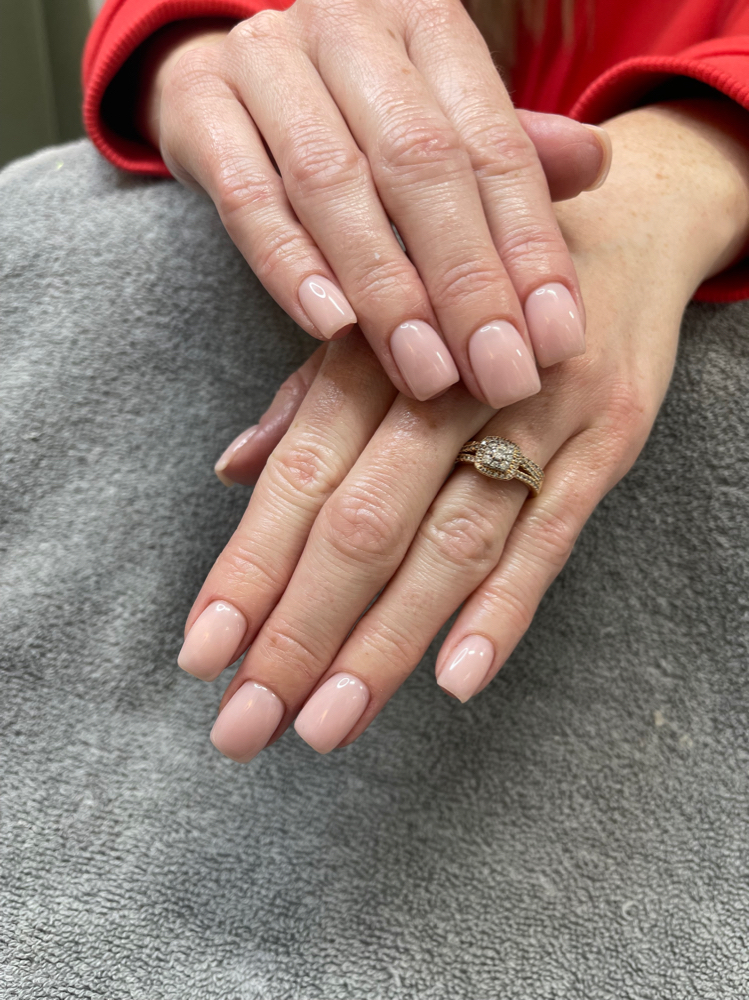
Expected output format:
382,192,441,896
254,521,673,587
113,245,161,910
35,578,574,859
176,102,749,761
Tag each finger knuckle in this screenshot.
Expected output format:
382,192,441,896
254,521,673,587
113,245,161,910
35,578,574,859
494,221,562,271
269,435,341,503
276,367,312,404
221,540,285,594
406,0,465,32
358,620,420,667
522,504,579,574
298,0,349,19
213,160,279,221
420,501,501,570
349,257,419,315
429,258,506,311
436,0,467,25
286,135,369,198
262,370,308,420
583,378,655,481
320,484,402,564
465,122,538,183
165,46,221,100
377,118,466,178
228,10,287,49
259,619,323,684
604,376,653,430
252,228,315,284
292,0,356,46
484,579,536,638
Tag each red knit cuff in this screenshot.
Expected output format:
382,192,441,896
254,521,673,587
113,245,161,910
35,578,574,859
82,0,272,176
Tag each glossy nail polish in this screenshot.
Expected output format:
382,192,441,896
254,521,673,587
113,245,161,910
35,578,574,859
390,320,460,401
468,321,541,408
215,426,260,486
437,635,495,703
210,681,285,763
298,275,357,339
582,124,613,191
524,283,585,368
178,600,247,681
294,673,370,754
215,363,311,486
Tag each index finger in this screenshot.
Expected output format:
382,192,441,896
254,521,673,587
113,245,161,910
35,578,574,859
177,333,395,682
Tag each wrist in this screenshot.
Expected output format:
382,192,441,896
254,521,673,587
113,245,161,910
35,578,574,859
556,100,749,304
135,19,234,148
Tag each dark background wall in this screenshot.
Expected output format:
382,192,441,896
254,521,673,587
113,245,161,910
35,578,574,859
0,0,98,169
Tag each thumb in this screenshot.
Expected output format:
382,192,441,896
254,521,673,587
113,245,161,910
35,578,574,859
214,344,327,487
517,110,612,201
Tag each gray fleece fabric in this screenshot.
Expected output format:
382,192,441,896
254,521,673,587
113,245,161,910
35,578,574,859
1,141,748,1000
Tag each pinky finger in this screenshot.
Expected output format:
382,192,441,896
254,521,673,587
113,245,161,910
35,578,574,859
160,55,356,341
435,430,624,702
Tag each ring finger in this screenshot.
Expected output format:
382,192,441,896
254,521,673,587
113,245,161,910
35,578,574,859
291,415,570,753
434,425,640,705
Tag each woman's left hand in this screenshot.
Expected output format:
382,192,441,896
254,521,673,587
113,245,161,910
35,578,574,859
178,102,749,761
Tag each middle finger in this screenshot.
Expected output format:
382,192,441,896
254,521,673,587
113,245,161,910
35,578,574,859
312,8,544,407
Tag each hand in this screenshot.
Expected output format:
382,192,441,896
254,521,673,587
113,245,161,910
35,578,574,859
177,101,749,761
137,1,611,407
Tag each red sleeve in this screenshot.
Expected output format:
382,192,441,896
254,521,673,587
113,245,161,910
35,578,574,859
82,0,292,177
569,1,749,303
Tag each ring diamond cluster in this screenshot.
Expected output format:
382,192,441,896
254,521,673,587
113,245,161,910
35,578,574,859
456,436,544,497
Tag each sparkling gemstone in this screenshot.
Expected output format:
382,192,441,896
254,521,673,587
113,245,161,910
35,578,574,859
477,437,517,474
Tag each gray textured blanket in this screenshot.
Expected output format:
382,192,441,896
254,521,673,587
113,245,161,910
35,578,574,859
1,141,748,999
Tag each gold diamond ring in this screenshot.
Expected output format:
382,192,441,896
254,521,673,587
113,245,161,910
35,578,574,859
456,436,544,497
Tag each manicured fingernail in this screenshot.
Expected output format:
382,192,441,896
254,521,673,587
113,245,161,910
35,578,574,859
524,283,585,368
215,425,259,486
214,369,307,487
299,275,357,340
437,635,495,703
294,673,370,754
390,319,460,401
178,600,247,681
582,124,612,190
468,321,541,408
210,681,284,763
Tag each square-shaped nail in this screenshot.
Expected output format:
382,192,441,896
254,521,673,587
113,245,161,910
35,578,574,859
294,673,370,754
524,283,585,368
178,601,247,681
390,320,459,401
210,681,284,763
437,635,495,703
299,275,357,339
468,321,540,408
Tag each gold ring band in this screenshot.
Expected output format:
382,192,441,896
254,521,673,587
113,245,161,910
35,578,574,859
456,436,544,497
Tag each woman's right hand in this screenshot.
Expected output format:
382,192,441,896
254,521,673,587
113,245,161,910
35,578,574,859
137,0,611,407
